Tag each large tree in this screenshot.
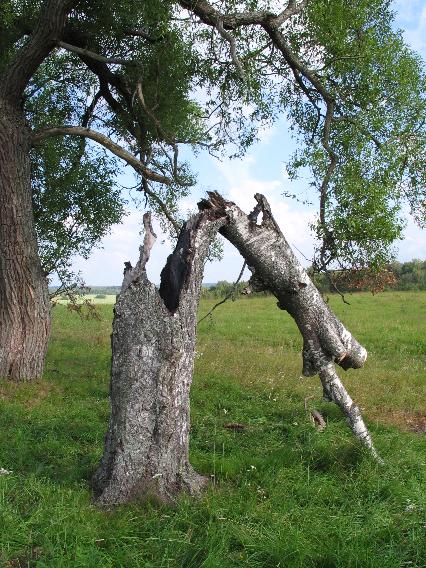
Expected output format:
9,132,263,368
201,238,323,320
0,0,205,380
1,0,425,380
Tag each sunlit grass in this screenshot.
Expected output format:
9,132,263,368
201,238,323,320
0,292,425,567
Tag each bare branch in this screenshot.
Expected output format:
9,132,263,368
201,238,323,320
123,28,165,43
319,363,383,462
274,0,309,27
57,41,130,65
216,20,245,81
32,126,172,185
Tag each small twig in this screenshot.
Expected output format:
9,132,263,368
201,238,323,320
304,395,326,432
216,19,246,81
197,261,247,324
325,268,351,305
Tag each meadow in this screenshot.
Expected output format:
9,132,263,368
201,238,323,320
0,292,425,567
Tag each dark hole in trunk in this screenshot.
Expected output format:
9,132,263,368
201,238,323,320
159,224,192,312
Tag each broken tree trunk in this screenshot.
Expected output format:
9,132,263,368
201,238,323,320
199,192,380,460
92,209,226,506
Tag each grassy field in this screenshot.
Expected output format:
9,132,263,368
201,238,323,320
0,292,425,567
54,294,117,305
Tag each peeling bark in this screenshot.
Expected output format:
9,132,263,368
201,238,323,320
201,192,366,376
93,210,226,506
319,364,382,462
199,192,380,459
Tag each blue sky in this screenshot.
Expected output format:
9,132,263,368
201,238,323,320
69,1,426,286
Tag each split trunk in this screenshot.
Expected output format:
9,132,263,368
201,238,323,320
93,210,226,505
95,193,380,505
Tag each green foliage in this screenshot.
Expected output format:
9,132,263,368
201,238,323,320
2,0,426,278
185,0,426,269
0,293,425,566
202,280,248,300
286,0,426,268
389,259,426,290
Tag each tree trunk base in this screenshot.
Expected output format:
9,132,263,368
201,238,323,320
93,211,225,506
94,460,208,507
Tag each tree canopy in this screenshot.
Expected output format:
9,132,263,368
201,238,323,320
2,0,425,284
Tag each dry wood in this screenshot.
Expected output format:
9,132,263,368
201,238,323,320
200,192,381,460
93,209,226,505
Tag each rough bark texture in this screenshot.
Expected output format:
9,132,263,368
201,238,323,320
199,192,379,458
0,100,51,380
319,364,382,461
93,211,226,506
200,192,367,376
0,0,76,380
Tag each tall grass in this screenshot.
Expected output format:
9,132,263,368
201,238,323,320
0,292,425,567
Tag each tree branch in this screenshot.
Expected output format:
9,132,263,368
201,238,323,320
31,126,172,185
57,41,131,65
0,0,77,103
215,20,245,81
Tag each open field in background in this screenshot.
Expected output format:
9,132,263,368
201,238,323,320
54,294,117,305
0,292,425,567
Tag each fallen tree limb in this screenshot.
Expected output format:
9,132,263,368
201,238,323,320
199,192,380,460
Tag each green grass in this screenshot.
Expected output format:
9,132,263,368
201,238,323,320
54,294,117,305
0,292,425,567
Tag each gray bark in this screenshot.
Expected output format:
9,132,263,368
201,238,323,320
0,0,77,380
200,192,380,459
0,99,51,380
93,210,226,505
95,191,380,508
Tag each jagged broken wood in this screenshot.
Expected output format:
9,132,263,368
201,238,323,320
93,209,226,506
94,192,381,506
199,192,380,460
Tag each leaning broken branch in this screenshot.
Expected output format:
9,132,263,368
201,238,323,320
199,192,381,460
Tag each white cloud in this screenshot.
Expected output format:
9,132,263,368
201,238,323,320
394,0,426,56
397,216,426,261
216,154,316,265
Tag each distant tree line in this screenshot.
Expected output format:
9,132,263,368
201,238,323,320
48,260,425,301
49,285,121,297
313,260,426,293
201,260,426,299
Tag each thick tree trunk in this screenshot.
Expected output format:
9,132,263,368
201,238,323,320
0,99,51,381
0,0,76,380
200,192,380,459
93,210,226,505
